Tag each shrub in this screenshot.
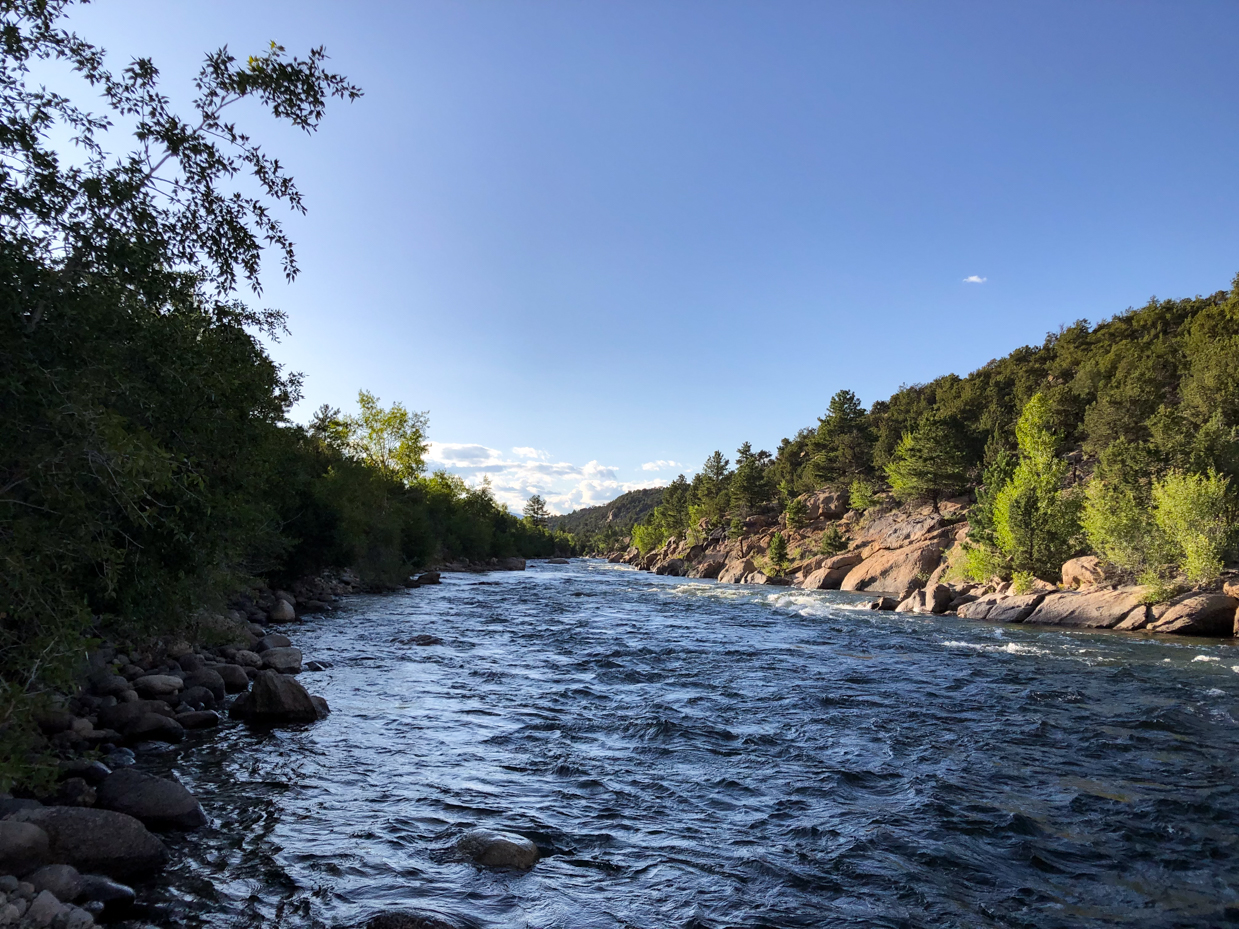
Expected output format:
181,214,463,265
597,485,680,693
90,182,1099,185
768,531,789,574
1152,469,1232,586
728,517,745,540
784,496,808,530
849,479,878,513
818,524,847,556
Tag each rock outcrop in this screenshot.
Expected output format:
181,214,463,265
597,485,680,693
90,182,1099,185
841,539,949,599
1144,593,1238,636
230,670,328,724
1023,588,1148,629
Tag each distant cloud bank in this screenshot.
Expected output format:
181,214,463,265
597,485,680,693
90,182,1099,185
640,460,684,472
963,275,987,283
425,442,665,515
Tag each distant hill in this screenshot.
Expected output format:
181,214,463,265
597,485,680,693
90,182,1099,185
549,486,665,536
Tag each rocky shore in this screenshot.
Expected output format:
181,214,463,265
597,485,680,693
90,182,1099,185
611,491,1239,638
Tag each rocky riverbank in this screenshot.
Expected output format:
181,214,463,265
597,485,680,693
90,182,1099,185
611,491,1239,638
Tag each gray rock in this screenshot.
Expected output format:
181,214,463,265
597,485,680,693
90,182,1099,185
231,670,322,724
985,593,1047,624
131,675,182,698
261,646,302,674
61,905,96,929
176,654,205,674
268,599,296,623
96,769,206,831
1145,592,1238,636
455,828,539,870
178,685,216,709
233,649,263,668
254,634,291,653
24,889,62,927
214,663,250,693
0,874,18,892
176,710,220,730
366,910,464,929
123,713,184,744
0,820,49,875
9,807,168,879
86,671,130,699
182,669,226,702
26,864,81,903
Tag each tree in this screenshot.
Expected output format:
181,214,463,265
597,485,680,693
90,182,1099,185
1152,469,1232,586
883,414,970,512
730,442,772,512
809,390,873,486
784,496,807,530
767,531,789,574
344,391,429,485
523,494,550,528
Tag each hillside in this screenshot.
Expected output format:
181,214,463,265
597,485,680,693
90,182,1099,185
549,487,665,536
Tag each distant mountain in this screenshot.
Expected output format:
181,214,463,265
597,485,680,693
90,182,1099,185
549,487,665,536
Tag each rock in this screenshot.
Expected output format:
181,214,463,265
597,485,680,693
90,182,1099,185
1061,555,1106,589
61,905,96,929
606,552,625,563
268,599,297,623
181,670,226,702
546,557,570,565
96,769,207,831
365,910,465,929
26,864,81,902
232,670,321,724
0,821,49,875
97,700,172,732
841,539,949,599
176,653,205,674
416,572,442,585
214,663,250,693
176,710,220,729
689,559,725,579
255,634,292,653
261,647,303,674
496,557,526,571
131,675,182,698
24,889,62,928
179,685,216,709
234,649,263,668
801,490,849,521
53,778,96,807
9,808,167,879
956,593,1046,623
86,671,131,699
718,558,756,585
408,634,443,646
274,589,297,607
867,596,898,611
1223,577,1239,599
455,828,539,870
77,873,134,905
853,510,949,551
124,713,185,744
653,559,688,577
1024,587,1148,629
800,563,852,591
1145,593,1238,636
747,572,791,586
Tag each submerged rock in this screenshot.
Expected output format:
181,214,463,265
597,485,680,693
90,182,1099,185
231,670,326,724
365,910,465,929
96,768,207,831
456,828,539,870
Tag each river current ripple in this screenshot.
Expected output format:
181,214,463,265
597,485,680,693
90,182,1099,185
142,561,1239,928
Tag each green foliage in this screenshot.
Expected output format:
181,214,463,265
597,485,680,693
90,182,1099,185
767,531,789,574
1011,571,1037,595
730,442,774,512
728,517,744,540
991,395,1083,581
808,390,874,486
1152,470,1232,586
345,391,428,485
848,479,878,512
883,414,970,511
1080,476,1161,578
523,494,550,528
784,496,808,530
818,524,846,556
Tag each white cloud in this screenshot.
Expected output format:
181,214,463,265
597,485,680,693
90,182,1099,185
963,275,987,284
641,459,684,472
425,442,664,515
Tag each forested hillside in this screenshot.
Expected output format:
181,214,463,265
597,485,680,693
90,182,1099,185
548,487,664,550
633,285,1239,593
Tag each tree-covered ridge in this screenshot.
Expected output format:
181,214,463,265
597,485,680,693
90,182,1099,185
548,487,665,540
631,285,1239,586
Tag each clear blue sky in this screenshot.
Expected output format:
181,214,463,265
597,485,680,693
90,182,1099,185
65,1,1239,512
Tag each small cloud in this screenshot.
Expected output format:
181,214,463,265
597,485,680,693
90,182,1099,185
641,459,683,472
963,275,987,284
512,447,549,460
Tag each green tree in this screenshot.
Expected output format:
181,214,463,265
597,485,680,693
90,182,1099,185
784,496,807,530
818,524,846,556
730,442,771,512
992,394,1083,580
883,414,970,512
1153,469,1232,586
809,389,874,486
767,531,789,574
523,494,550,528
345,391,429,485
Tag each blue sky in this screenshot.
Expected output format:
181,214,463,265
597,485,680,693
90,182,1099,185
63,1,1239,512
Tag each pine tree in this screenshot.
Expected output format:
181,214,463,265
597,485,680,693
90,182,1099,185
523,494,550,528
768,531,789,574
884,414,970,512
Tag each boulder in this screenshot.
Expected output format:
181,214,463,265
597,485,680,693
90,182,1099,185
606,552,625,563
261,646,303,674
841,539,949,599
718,558,756,585
232,670,323,724
87,671,131,698
97,700,173,732
26,864,81,902
24,889,63,928
0,820,49,875
1061,555,1107,589
748,572,791,586
801,564,850,591
654,559,688,577
131,675,183,698
176,710,220,729
234,649,263,668
123,713,185,744
801,490,848,520
77,873,135,905
546,557,570,565
9,807,168,879
1023,587,1148,629
1145,593,1238,636
255,633,292,653
853,510,947,551
895,584,952,614
179,685,217,709
497,557,526,571
417,572,442,585
214,663,250,693
455,828,539,870
867,596,898,611
96,769,207,831
689,559,725,579
366,910,466,929
268,599,296,623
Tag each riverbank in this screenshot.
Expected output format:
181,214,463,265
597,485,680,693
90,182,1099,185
612,492,1239,639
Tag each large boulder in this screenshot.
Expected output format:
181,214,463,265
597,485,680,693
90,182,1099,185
456,828,539,870
214,663,251,693
957,592,1047,624
801,490,848,521
261,646,303,674
131,674,183,698
0,820,49,875
654,559,688,577
96,769,207,830
182,669,226,702
852,510,948,552
1023,588,1147,629
689,559,725,579
497,557,526,571
718,558,756,585
231,670,325,724
268,599,297,622
9,807,168,879
1061,555,1106,589
1144,593,1238,636
255,633,292,653
841,539,949,599
124,713,185,744
801,552,864,590
895,583,953,614
26,864,82,902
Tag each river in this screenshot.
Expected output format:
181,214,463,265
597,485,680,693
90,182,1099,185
140,561,1239,928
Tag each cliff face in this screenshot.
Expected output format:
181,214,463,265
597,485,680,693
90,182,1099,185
611,492,1239,639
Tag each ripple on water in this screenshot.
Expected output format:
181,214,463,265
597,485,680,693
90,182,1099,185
142,563,1239,928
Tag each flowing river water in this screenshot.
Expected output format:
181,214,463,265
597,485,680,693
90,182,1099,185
137,561,1239,928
